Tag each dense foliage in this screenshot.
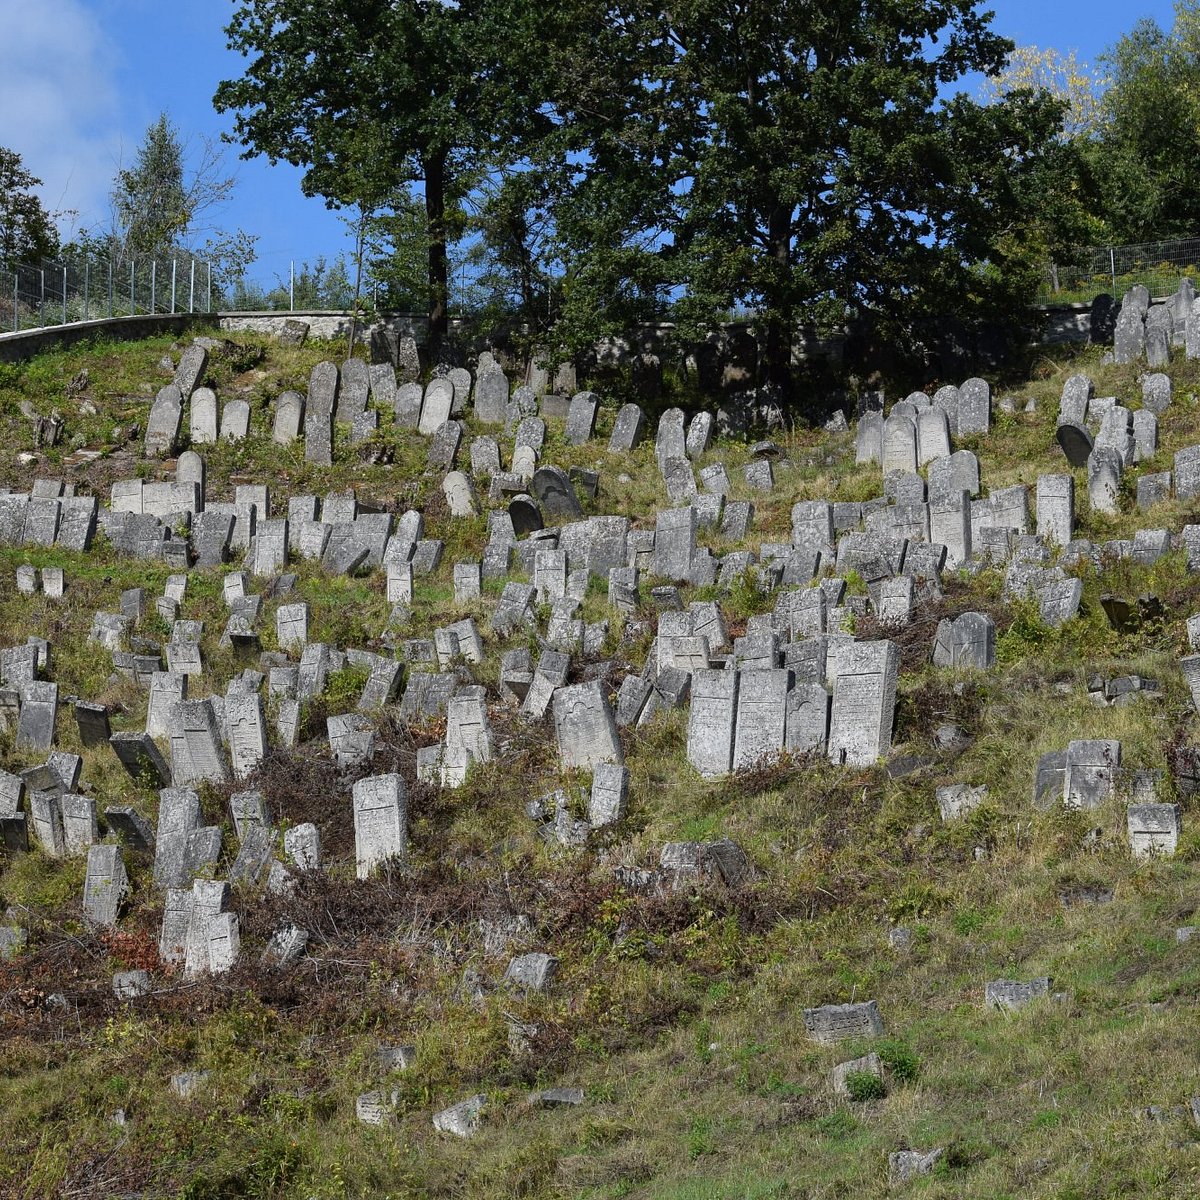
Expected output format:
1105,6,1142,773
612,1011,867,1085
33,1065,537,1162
215,0,1077,401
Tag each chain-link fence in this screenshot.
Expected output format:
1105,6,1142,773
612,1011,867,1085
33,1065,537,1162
1040,236,1200,304
1,253,213,333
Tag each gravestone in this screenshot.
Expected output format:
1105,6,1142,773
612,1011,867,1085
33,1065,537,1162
655,408,687,464
220,398,250,442
353,773,407,879
273,391,305,443
190,388,218,445
565,392,598,445
473,369,509,425
174,345,208,399
932,384,960,434
153,788,202,887
226,692,266,780
653,506,696,580
1036,474,1074,547
395,381,423,429
1113,301,1145,364
110,732,170,786
732,669,789,770
16,681,56,752
609,403,645,452
1127,803,1181,858
984,978,1050,1011
441,689,493,787
146,671,187,739
553,680,623,770
530,466,582,519
916,407,950,467
328,713,376,770
1087,448,1123,516
82,845,128,927
881,413,917,475
1064,739,1121,809
1055,422,1093,468
145,385,183,457
167,699,231,786
827,641,898,766
1143,373,1171,414
802,1001,884,1043
958,377,990,434
1175,445,1200,499
336,358,371,423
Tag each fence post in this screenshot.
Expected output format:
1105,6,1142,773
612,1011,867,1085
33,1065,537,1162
61,264,67,326
189,258,196,314
1110,247,1117,297
290,260,295,312
84,259,90,321
11,272,17,332
108,257,113,318
171,258,177,314
130,260,135,315
39,268,45,327
206,262,211,313
150,260,157,313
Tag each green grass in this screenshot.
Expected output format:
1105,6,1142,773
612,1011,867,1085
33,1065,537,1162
3,330,1200,1195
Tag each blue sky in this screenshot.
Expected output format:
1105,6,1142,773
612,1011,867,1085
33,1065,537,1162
0,0,1183,290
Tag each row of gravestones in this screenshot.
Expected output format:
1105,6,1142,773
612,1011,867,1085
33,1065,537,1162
1111,279,1200,366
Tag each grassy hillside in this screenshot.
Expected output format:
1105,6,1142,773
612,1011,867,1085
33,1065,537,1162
0,330,1199,1199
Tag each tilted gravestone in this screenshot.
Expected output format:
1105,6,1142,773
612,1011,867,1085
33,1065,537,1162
473,369,509,425
83,845,128,927
609,403,645,452
336,358,371,423
167,699,231,787
553,680,623,770
145,385,183,457
174,345,208,399
564,392,598,445
530,466,582,519
441,688,493,787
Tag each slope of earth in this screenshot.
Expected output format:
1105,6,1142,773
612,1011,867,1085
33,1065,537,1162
0,329,1196,1199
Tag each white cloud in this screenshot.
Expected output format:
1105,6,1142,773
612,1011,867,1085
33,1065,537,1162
0,0,124,238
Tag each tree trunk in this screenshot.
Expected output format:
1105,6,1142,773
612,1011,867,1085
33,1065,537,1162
425,150,449,357
762,202,794,404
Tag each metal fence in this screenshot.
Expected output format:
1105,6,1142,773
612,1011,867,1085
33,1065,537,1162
1040,235,1200,304
1,253,213,333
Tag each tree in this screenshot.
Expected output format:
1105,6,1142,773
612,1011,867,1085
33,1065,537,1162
658,0,1076,394
982,47,1109,139
1087,10,1200,242
215,0,550,354
0,146,59,264
106,113,257,290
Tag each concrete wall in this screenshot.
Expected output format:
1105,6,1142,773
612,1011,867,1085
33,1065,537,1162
0,312,219,364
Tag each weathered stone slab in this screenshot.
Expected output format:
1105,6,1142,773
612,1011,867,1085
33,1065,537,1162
167,700,231,786
553,680,622,770
802,1000,883,1043
353,773,407,879
827,641,898,767
83,844,128,926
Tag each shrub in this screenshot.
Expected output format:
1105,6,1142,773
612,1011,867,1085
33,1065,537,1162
844,1070,886,1101
877,1039,920,1082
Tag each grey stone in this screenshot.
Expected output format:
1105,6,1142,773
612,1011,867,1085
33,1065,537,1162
353,774,406,879
827,641,899,766
83,844,129,926
802,1000,884,1043
984,977,1051,1011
